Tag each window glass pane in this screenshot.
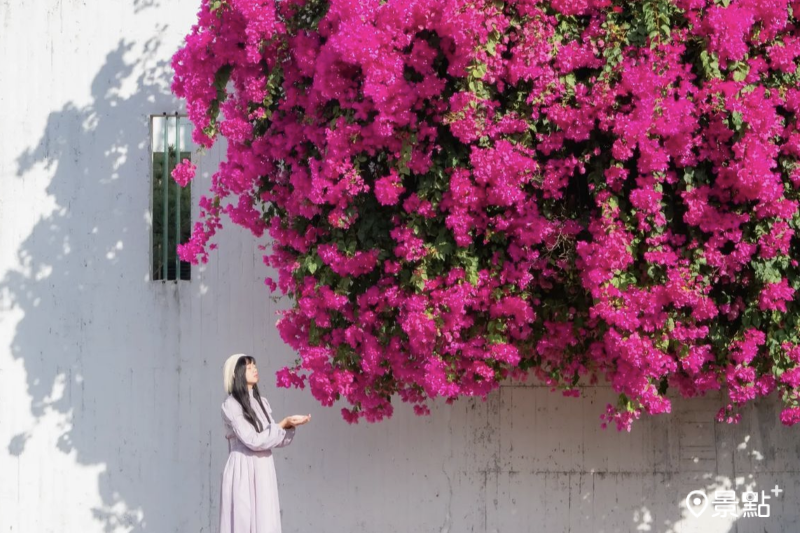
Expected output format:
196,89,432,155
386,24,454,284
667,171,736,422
151,115,194,281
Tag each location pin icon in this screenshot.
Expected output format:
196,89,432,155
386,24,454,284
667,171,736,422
686,490,709,518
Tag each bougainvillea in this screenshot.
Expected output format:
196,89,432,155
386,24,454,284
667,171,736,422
172,0,800,429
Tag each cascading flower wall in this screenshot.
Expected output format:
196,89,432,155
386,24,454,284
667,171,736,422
172,0,800,429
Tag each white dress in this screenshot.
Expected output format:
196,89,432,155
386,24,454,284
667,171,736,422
219,390,295,533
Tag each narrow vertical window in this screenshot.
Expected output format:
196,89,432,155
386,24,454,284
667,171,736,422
151,114,193,281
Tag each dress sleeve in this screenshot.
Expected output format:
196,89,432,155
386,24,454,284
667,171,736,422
221,398,288,452
275,426,296,448
264,398,295,449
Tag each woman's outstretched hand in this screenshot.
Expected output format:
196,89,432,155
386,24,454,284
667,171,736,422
279,414,311,429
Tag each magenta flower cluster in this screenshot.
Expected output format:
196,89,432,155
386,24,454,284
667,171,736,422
172,0,800,429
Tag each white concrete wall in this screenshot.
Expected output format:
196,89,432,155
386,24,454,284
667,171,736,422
1,2,799,532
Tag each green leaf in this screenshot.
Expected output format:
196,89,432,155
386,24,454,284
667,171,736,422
732,67,749,82
753,259,783,284
731,111,744,130
337,276,353,293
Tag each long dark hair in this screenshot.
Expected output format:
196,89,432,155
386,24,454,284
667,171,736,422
231,355,270,432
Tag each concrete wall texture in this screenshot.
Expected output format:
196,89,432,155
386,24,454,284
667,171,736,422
1,1,799,532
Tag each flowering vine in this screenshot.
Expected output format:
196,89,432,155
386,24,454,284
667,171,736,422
172,0,800,429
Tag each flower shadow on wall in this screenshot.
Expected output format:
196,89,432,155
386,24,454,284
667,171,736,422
483,384,797,533
3,33,214,532
134,0,160,14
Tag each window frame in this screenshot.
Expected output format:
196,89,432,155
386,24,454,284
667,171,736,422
149,113,193,282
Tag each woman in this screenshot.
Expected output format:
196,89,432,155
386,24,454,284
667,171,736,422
219,353,311,533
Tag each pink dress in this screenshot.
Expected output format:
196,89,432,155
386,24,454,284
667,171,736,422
219,390,295,533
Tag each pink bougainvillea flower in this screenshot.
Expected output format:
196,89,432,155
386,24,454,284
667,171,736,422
173,0,800,428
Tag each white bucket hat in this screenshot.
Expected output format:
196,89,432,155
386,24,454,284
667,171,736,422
223,353,247,394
